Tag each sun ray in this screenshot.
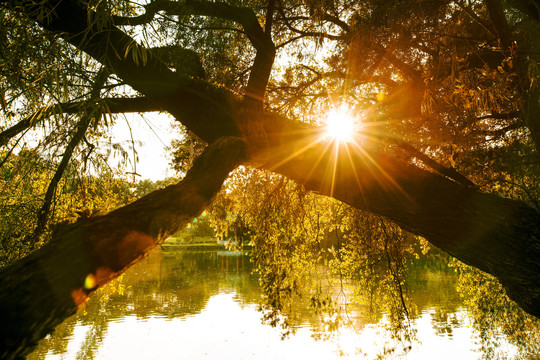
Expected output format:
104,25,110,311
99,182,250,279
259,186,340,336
331,140,340,196
343,142,368,205
267,104,412,203
305,139,335,185
267,131,323,171
347,140,413,202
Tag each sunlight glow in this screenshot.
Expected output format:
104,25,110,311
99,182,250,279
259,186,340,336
324,106,357,142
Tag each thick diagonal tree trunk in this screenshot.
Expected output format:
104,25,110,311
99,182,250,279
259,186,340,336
0,137,247,359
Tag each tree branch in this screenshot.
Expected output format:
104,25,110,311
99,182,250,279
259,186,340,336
255,125,540,318
3,0,240,142
275,1,349,37
393,139,476,188
182,0,267,50
113,0,279,104
371,42,423,82
121,0,269,53
264,0,275,35
112,0,170,26
320,12,350,32
172,0,277,107
0,97,161,147
277,22,344,41
484,0,513,50
6,0,540,326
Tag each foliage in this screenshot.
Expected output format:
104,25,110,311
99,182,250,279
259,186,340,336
1,0,540,356
0,149,57,264
167,124,206,176
132,177,179,198
0,148,136,265
455,260,540,359
208,167,417,350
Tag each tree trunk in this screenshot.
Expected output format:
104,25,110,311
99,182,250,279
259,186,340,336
0,137,247,359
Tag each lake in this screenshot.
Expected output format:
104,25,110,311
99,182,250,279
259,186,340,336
28,248,519,359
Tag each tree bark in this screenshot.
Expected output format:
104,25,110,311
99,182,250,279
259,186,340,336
0,137,247,359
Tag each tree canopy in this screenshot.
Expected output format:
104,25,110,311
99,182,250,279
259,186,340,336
0,0,539,358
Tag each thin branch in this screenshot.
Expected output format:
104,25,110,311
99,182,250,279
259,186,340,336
320,12,350,32
112,0,167,26
123,116,140,179
371,43,423,82
274,2,349,33
274,2,344,41
394,139,476,188
0,129,31,168
119,0,270,53
268,69,346,97
276,34,307,48
81,135,95,173
32,69,109,242
279,23,344,41
179,22,247,36
476,110,520,120
381,221,410,321
265,0,275,35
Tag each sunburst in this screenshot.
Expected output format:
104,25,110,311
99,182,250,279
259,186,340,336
324,106,356,142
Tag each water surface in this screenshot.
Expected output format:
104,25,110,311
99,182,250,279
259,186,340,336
28,248,508,359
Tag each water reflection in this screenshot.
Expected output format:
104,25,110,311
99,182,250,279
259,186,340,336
29,249,506,359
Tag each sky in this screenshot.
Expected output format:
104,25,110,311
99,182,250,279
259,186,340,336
109,112,177,181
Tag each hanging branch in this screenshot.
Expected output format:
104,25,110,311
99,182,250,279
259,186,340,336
0,129,31,169
381,221,411,323
274,1,347,41
31,68,109,243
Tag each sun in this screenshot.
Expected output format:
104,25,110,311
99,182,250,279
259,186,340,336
324,106,356,142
